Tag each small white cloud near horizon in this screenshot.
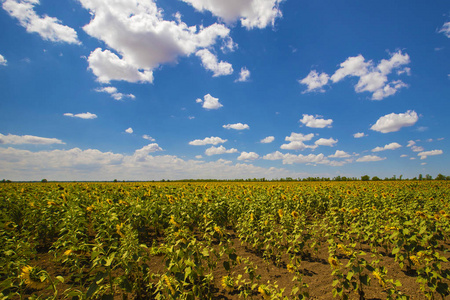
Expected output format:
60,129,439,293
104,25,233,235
370,110,418,133
353,132,367,138
64,112,97,119
356,155,386,162
372,142,402,152
236,67,250,82
299,70,329,93
0,133,65,145
223,123,249,130
196,94,223,110
418,150,443,160
125,127,133,134
237,151,259,161
0,54,7,66
189,136,227,146
329,150,351,158
300,114,333,128
205,145,238,156
260,136,275,143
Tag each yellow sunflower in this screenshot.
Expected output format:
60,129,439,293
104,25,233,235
20,266,49,290
221,275,235,292
328,256,340,270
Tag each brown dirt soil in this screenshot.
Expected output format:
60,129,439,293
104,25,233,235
19,228,450,300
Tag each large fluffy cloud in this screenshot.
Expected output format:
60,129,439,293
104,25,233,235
0,133,65,145
237,151,259,161
196,49,233,77
196,94,223,110
299,70,329,93
370,110,418,133
372,142,402,152
2,0,80,44
418,150,443,160
205,145,238,156
180,0,283,29
79,0,231,82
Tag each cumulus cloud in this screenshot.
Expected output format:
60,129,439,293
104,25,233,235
329,150,351,158
196,94,223,110
280,133,316,150
205,145,238,156
299,114,333,128
418,150,443,160
236,67,250,82
237,151,259,161
2,0,80,44
80,0,231,82
372,142,402,152
0,54,7,66
314,138,338,147
196,49,233,77
285,132,315,142
142,135,155,141
439,22,450,38
0,146,307,181
280,141,312,151
95,86,135,100
353,132,367,138
0,133,64,145
299,70,329,93
370,110,418,133
263,151,346,166
189,137,227,146
125,127,133,134
64,112,98,119
180,0,283,29
356,155,386,162
223,123,250,130
260,136,275,143
133,143,163,161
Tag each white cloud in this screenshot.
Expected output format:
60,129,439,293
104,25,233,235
280,141,311,151
411,146,424,152
299,70,329,93
439,22,450,38
372,142,402,152
205,145,238,156
0,133,65,145
356,155,386,162
0,54,7,66
95,86,135,100
189,137,227,146
370,110,418,133
64,112,98,119
260,136,275,143
237,151,259,161
196,49,233,77
353,132,367,138
125,127,133,134
418,150,443,160
133,143,163,161
223,123,250,130
80,0,231,82
181,0,283,29
330,51,410,100
2,0,80,44
88,48,154,84
196,94,223,110
315,138,338,147
236,67,250,82
285,132,315,142
406,140,415,147
0,146,308,181
329,150,350,158
299,114,333,128
400,154,408,158
262,151,343,166
142,135,155,141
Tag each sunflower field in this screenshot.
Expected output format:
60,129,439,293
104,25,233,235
1,181,449,299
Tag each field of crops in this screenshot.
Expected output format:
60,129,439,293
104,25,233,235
1,181,449,300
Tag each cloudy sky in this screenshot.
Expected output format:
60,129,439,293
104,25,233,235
0,0,449,181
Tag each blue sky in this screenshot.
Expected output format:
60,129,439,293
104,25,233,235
0,0,449,181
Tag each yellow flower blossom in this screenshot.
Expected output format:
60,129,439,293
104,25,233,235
328,256,340,269
20,266,48,290
221,275,234,292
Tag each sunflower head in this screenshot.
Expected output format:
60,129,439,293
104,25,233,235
291,211,299,219
221,275,235,292
328,256,340,269
278,209,283,219
20,266,49,290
